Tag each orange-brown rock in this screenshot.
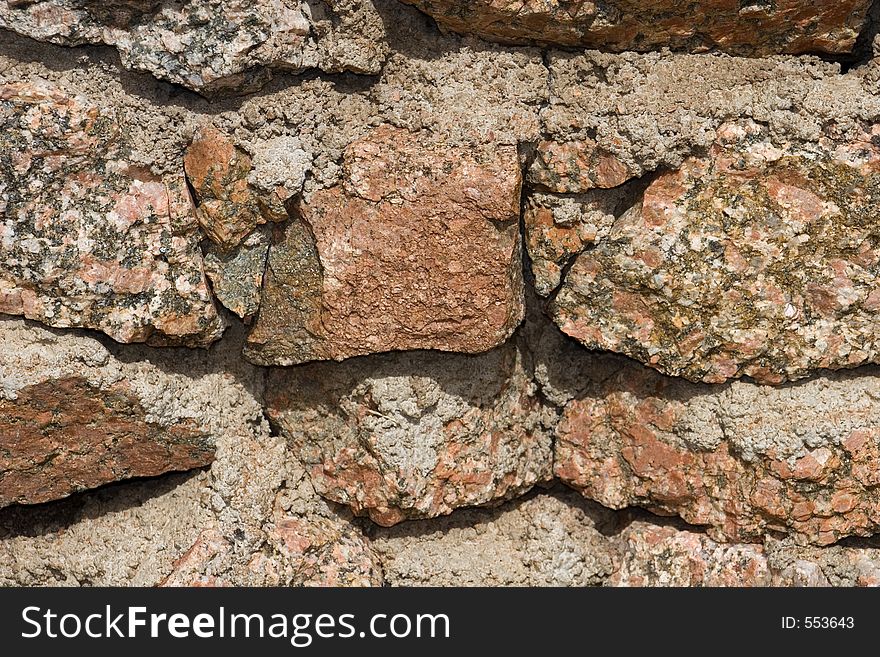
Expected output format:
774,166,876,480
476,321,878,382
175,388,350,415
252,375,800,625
0,377,213,507
245,124,524,365
266,340,554,525
184,126,288,250
399,0,872,56
554,356,880,546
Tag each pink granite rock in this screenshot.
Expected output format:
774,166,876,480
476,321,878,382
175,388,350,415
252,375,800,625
0,81,224,346
553,120,880,384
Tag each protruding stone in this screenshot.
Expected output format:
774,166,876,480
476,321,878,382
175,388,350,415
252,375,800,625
0,318,217,508
524,191,622,296
553,354,880,546
0,81,224,346
529,140,638,193
245,124,524,365
399,0,872,56
203,229,269,319
0,0,389,93
266,340,555,526
552,120,880,384
184,127,289,251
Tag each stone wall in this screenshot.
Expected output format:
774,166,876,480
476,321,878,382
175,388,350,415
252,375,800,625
3,0,880,586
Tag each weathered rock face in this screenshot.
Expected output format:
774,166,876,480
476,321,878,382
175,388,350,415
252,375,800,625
608,520,772,587
524,191,623,296
399,0,872,56
0,376,213,507
183,127,288,251
372,488,616,586
0,0,389,93
0,80,225,346
162,502,384,587
0,316,382,586
553,354,880,546
528,139,638,194
608,519,880,586
202,229,269,320
0,318,224,507
552,121,880,384
246,124,524,366
266,339,555,526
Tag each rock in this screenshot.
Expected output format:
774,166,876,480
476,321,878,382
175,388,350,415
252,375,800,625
372,488,616,586
528,140,638,193
399,0,872,56
552,353,880,546
203,229,269,319
608,520,772,587
524,191,622,296
0,0,389,94
162,416,384,587
260,497,384,587
162,505,384,587
159,529,231,587
0,318,381,586
0,80,225,346
0,376,214,508
265,339,555,526
552,120,880,384
766,538,880,587
245,124,524,365
0,317,225,507
184,126,289,250
608,520,880,586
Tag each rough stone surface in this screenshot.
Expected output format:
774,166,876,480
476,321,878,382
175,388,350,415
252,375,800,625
266,338,555,526
0,314,245,507
608,519,772,587
524,190,624,296
0,472,210,586
0,80,225,346
203,228,269,319
0,318,383,586
605,517,880,586
0,0,389,93
371,488,616,586
765,537,880,587
541,52,880,180
552,120,880,384
551,351,880,546
373,43,548,147
184,126,288,251
528,139,638,193
399,0,872,56
0,375,213,507
7,0,880,589
245,124,525,366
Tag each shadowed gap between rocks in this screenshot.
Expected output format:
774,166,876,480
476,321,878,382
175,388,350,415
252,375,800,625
0,470,202,541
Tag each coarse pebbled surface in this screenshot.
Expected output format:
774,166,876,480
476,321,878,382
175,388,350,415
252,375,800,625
5,0,880,587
